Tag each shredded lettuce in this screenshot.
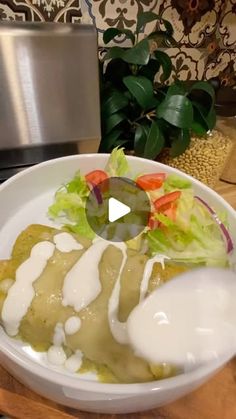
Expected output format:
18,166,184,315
105,147,129,177
164,174,191,192
217,210,229,228
65,172,89,196
48,173,89,217
48,172,94,239
175,189,194,231
47,150,229,267
148,229,228,266
48,149,130,240
64,209,95,240
148,195,228,267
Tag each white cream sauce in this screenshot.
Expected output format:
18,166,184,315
107,251,169,344
60,237,169,346
47,323,66,365
47,324,83,370
47,345,67,366
64,316,81,335
62,240,111,311
62,238,132,345
5,234,234,371
53,232,83,253
65,350,83,372
139,254,170,303
127,268,236,369
2,241,55,336
53,323,65,346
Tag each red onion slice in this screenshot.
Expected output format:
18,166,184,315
87,181,103,205
195,195,234,254
92,184,103,205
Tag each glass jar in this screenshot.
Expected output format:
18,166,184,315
215,86,236,184
159,131,232,189
158,86,235,188
217,116,236,183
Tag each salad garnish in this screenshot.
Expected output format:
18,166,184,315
48,148,233,267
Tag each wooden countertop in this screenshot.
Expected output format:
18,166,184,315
0,180,236,419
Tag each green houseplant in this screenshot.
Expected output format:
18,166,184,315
99,12,217,160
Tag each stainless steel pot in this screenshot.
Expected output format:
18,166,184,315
0,22,101,180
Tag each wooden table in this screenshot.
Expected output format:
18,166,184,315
0,181,236,419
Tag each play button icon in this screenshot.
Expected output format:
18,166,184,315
85,177,151,242
108,198,131,222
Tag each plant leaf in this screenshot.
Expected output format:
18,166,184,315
136,11,173,35
99,129,123,152
122,39,150,65
166,82,186,97
191,121,207,136
192,102,209,135
148,96,160,109
161,20,173,36
102,90,129,117
205,107,216,130
188,81,216,127
158,95,193,129
123,75,154,110
144,120,165,159
192,101,216,131
134,124,149,156
99,60,105,92
138,58,160,81
170,129,191,157
103,28,135,45
105,112,126,134
155,87,167,102
148,31,178,47
114,139,129,148
104,58,131,88
192,101,209,117
154,50,172,82
137,11,159,33
103,47,125,61
189,81,215,101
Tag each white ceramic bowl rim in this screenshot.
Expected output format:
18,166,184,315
0,154,235,395
0,336,232,394
1,153,235,214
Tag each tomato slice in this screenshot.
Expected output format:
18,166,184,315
162,202,177,221
154,191,181,210
149,201,177,229
149,192,180,229
136,173,166,191
148,214,159,230
85,170,108,186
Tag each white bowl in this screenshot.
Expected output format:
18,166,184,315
0,154,235,414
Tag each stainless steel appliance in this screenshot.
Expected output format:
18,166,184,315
0,22,101,181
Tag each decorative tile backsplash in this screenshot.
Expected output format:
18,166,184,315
0,0,82,23
0,0,235,85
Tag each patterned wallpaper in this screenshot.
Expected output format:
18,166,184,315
0,0,235,85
